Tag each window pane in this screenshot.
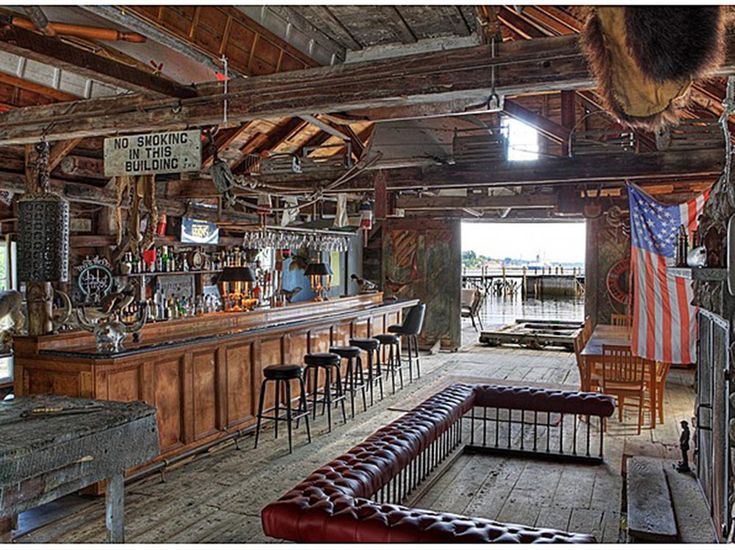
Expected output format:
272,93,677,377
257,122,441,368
505,118,539,161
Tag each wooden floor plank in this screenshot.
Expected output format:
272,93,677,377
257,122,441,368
14,343,696,544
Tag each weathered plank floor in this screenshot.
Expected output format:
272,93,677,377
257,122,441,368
17,332,700,543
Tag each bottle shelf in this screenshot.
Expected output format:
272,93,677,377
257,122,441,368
118,270,222,278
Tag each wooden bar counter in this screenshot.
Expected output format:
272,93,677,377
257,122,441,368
14,294,415,466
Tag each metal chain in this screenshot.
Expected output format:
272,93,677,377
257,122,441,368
36,140,50,194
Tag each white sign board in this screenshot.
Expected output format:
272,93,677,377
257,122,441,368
104,130,201,176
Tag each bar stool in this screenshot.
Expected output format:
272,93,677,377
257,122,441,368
388,303,426,381
375,333,403,394
254,364,311,453
304,352,347,432
330,346,367,418
350,337,384,406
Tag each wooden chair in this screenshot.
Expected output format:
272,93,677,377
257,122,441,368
572,330,589,391
461,290,484,332
611,314,632,328
646,361,671,424
601,344,647,434
582,315,593,343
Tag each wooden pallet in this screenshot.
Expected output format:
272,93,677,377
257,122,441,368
479,319,582,351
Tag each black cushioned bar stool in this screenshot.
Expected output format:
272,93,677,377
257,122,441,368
304,352,347,432
254,364,311,453
349,337,384,406
330,346,367,418
388,303,426,382
375,333,404,394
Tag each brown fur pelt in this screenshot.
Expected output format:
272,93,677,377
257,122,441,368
625,7,724,83
581,6,725,130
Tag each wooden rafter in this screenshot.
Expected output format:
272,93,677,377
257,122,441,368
202,122,253,167
0,34,624,144
0,72,77,102
502,98,570,145
230,118,307,173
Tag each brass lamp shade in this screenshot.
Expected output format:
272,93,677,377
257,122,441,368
217,266,256,283
305,262,331,276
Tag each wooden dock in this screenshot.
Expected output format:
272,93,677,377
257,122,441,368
463,266,585,298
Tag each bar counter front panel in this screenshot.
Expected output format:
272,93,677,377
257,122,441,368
15,294,415,464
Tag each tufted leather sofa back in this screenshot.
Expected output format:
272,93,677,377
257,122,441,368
473,384,616,416
262,383,614,543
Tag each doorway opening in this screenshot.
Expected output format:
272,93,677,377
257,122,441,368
461,222,586,344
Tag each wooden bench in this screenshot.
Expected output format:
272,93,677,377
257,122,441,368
627,456,677,542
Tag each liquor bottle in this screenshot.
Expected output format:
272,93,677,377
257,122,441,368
155,247,163,273
160,246,169,272
167,296,176,320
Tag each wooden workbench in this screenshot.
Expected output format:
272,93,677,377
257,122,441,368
0,395,158,542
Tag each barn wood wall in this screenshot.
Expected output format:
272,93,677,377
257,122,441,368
584,213,630,326
382,218,461,350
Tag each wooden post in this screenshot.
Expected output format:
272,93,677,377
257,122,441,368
25,282,54,336
105,472,125,543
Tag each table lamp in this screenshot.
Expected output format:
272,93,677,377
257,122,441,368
218,266,257,311
305,262,332,302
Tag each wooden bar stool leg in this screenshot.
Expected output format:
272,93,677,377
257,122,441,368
334,365,347,424
254,378,267,449
396,343,404,390
299,377,311,443
415,335,421,378
273,379,281,440
406,335,413,383
357,356,367,412
366,352,375,407
375,349,384,400
285,380,293,453
388,345,396,394
347,357,356,418
325,367,333,432
311,367,319,420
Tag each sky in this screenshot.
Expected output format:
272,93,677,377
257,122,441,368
462,222,586,264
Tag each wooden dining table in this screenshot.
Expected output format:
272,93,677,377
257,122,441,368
580,324,659,428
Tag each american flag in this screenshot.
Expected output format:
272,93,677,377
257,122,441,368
628,184,708,364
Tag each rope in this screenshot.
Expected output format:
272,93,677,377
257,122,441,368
719,76,735,206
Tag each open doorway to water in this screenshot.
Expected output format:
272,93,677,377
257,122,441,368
461,222,586,346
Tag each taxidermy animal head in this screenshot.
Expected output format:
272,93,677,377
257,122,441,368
581,7,725,130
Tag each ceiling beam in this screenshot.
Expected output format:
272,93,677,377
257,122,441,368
0,34,603,145
396,192,558,210
3,31,735,145
162,147,724,196
0,23,196,98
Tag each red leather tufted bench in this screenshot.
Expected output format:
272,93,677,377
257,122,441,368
262,383,615,543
